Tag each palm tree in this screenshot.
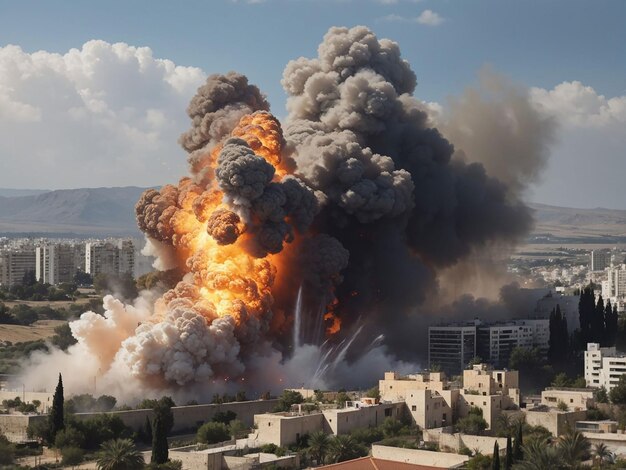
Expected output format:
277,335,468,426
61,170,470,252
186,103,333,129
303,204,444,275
557,429,590,467
308,431,331,464
496,414,512,437
327,435,365,463
592,442,612,469
514,438,562,470
96,438,145,470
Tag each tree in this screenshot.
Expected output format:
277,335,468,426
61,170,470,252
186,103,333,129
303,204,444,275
51,323,77,350
609,375,626,404
466,453,492,470
592,442,612,469
49,373,65,441
491,441,500,470
548,305,569,363
0,433,16,465
55,427,85,449
514,438,561,469
97,438,145,470
505,435,513,470
151,414,168,465
61,446,84,467
382,417,403,438
327,435,367,463
557,429,590,467
513,421,523,461
335,391,350,408
592,295,606,344
308,431,331,464
557,400,568,411
551,373,570,388
228,419,247,439
365,386,380,401
197,422,230,444
142,416,153,444
95,395,117,412
212,410,237,425
596,387,609,403
274,389,304,412
457,407,488,435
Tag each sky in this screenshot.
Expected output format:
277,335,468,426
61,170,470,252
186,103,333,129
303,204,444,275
0,0,624,209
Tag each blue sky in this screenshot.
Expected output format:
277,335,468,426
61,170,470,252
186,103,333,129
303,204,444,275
0,0,624,208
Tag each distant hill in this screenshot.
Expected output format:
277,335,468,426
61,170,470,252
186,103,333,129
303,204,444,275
0,188,51,198
0,187,150,236
529,203,626,241
0,187,624,240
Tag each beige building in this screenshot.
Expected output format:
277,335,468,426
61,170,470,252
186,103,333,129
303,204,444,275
541,388,595,411
253,400,404,447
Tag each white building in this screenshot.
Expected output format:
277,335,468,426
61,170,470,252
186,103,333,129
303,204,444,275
36,244,79,285
584,343,626,391
602,264,626,303
476,319,549,368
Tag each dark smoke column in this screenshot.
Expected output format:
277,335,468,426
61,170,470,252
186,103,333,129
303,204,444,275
282,26,533,360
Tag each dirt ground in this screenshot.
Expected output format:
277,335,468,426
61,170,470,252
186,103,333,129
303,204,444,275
2,296,95,309
0,319,67,343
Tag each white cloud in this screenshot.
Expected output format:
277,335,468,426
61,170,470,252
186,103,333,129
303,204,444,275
417,9,444,25
380,9,444,26
530,81,626,128
0,41,206,189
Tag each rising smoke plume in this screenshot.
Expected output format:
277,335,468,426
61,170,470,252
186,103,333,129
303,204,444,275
21,26,553,399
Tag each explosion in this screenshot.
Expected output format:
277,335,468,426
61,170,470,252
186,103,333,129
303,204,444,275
26,26,545,394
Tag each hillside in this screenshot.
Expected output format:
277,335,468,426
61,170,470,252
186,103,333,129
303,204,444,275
0,187,625,240
529,203,626,240
0,187,149,236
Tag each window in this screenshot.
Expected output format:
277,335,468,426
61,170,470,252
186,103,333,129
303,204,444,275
412,405,416,411
268,423,271,427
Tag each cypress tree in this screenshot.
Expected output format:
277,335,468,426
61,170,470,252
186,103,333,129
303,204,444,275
505,435,513,470
513,421,523,461
49,373,64,441
151,413,168,464
491,441,500,470
593,295,605,343
144,415,153,444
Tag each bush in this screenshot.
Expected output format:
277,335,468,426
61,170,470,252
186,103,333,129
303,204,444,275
54,426,85,449
0,434,16,465
197,422,230,444
274,390,304,412
61,446,84,466
212,410,236,425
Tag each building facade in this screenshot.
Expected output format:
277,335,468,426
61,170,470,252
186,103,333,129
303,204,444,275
0,248,36,287
85,240,135,277
584,343,626,391
591,250,611,272
428,325,477,375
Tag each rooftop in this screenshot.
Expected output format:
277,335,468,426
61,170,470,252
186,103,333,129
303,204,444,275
317,457,446,470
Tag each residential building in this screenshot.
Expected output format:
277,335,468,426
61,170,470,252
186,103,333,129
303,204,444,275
85,240,135,276
35,243,78,285
477,320,549,368
0,247,36,287
584,343,626,391
602,264,626,303
591,250,611,272
541,388,595,411
428,324,477,375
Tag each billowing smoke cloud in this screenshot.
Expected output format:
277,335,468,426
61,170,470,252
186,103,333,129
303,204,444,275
20,26,552,400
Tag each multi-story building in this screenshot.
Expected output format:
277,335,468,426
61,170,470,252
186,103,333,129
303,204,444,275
0,247,36,287
85,240,135,277
477,319,549,367
591,250,611,272
35,244,78,285
428,324,477,375
584,343,626,391
602,264,626,303
429,319,549,372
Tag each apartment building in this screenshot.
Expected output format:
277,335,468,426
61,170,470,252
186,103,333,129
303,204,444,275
0,247,36,287
35,244,80,285
591,250,611,272
85,240,135,276
584,343,626,391
428,324,477,375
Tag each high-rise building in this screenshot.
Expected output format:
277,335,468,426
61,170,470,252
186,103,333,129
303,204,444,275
477,320,549,368
36,244,80,285
429,319,549,372
602,264,626,302
590,250,611,272
0,247,36,287
85,240,135,277
428,324,477,375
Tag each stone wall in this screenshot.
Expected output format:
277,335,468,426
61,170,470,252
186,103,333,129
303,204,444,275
422,428,507,455
0,414,46,442
372,444,469,468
